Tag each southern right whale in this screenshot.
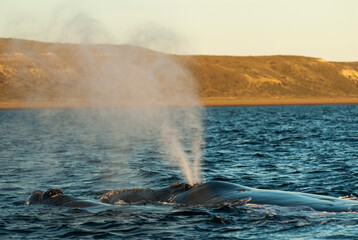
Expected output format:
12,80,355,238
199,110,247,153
170,181,358,212
100,181,358,212
27,181,358,212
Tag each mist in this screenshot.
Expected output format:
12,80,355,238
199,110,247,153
3,11,205,185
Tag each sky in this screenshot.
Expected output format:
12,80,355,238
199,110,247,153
0,0,357,61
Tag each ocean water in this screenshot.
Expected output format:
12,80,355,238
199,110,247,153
1,105,358,239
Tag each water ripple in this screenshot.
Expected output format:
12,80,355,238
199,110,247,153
1,105,358,239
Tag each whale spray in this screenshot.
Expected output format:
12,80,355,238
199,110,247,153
3,11,204,185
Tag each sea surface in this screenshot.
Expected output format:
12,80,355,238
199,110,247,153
1,105,358,239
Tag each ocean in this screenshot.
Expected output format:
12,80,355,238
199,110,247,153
1,105,357,239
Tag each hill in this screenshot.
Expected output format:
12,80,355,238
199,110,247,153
1,38,358,108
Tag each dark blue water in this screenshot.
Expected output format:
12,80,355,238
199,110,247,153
1,105,358,239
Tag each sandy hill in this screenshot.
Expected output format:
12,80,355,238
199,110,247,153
1,38,358,108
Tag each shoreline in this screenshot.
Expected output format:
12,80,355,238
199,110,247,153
200,97,358,107
1,98,358,110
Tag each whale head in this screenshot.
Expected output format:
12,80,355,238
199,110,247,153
42,189,63,201
25,190,43,205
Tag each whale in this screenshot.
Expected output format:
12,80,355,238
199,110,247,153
26,183,193,207
27,181,358,212
100,181,358,212
170,181,358,212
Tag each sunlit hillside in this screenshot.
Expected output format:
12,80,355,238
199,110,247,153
1,38,358,108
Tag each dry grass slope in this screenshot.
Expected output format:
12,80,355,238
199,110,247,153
1,38,358,108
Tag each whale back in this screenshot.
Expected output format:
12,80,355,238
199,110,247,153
172,181,251,206
99,182,192,204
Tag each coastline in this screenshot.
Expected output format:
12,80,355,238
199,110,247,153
1,39,358,111
1,97,358,110
200,97,358,107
